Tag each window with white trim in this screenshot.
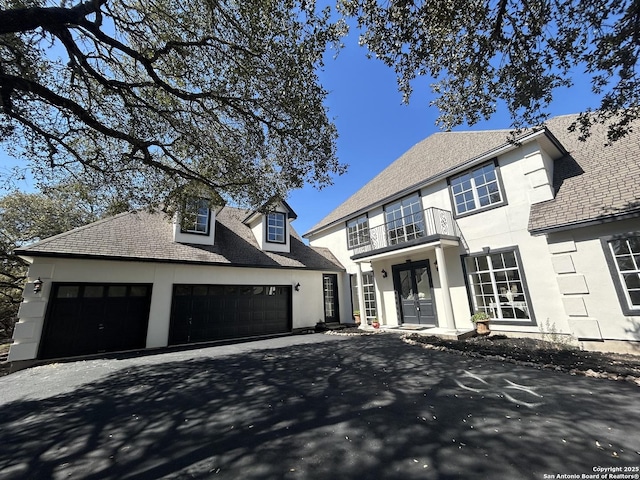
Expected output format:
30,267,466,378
450,161,504,215
347,215,370,249
465,249,533,323
606,235,640,313
182,198,210,234
350,272,377,322
384,193,424,245
267,212,286,243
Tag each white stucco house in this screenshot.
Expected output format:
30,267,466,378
9,199,345,366
8,113,640,365
305,114,640,352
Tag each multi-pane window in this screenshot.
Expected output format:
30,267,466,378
267,212,286,243
607,235,640,312
385,194,424,245
347,215,370,249
350,272,377,321
450,162,503,215
182,198,210,234
465,249,533,323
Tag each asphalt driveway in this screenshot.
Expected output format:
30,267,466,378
1,333,639,479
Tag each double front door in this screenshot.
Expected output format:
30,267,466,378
393,260,436,326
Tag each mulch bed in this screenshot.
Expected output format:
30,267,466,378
403,333,640,385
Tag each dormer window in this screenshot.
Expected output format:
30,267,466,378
267,212,286,243
181,198,211,235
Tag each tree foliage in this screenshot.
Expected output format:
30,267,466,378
340,0,640,141
0,184,109,339
0,0,347,208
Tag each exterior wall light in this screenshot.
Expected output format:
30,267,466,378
381,269,387,278
295,282,301,291
33,277,43,294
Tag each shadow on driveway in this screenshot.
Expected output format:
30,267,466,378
1,334,638,479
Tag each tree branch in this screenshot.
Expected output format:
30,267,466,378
0,0,107,35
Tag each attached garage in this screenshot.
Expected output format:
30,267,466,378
169,284,292,345
10,206,345,365
39,283,152,360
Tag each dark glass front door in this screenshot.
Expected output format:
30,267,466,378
393,261,436,326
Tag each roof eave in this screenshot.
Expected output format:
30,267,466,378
13,250,345,271
529,209,640,236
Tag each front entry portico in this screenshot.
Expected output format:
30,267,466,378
353,238,462,334
392,260,436,326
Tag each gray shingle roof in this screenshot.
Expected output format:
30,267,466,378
304,128,519,236
528,114,640,233
305,113,640,236
16,206,344,271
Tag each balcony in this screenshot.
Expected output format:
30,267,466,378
351,207,460,260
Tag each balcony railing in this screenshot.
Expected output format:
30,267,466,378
351,207,459,258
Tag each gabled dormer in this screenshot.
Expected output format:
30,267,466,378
173,197,224,246
243,199,298,253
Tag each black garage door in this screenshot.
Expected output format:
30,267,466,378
39,283,152,360
169,284,292,345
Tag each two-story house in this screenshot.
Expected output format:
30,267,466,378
8,112,640,365
9,199,344,366
305,114,640,352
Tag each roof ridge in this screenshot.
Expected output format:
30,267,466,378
435,128,516,135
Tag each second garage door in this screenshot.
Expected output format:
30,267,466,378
168,284,292,345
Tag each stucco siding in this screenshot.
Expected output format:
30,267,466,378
9,257,332,362
547,218,640,343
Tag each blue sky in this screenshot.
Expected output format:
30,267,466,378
0,21,598,238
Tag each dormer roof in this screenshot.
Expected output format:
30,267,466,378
242,197,298,225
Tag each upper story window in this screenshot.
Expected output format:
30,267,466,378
347,215,370,249
603,234,640,315
267,212,286,243
181,198,210,235
385,193,424,245
449,161,505,216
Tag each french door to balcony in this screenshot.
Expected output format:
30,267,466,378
393,260,436,326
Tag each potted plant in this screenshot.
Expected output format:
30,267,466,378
371,318,380,329
471,311,491,335
353,310,361,325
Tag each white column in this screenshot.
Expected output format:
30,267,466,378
435,245,456,331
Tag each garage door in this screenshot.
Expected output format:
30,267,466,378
39,283,152,360
169,284,292,345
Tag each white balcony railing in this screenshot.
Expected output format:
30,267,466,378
351,207,459,257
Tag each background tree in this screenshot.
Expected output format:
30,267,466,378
340,0,640,142
0,181,121,339
1,0,347,209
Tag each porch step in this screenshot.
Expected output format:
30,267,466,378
386,326,475,341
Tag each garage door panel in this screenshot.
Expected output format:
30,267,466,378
39,283,152,360
169,284,291,345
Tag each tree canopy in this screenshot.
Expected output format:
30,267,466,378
1,0,638,209
0,183,103,338
1,0,347,208
340,0,640,142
